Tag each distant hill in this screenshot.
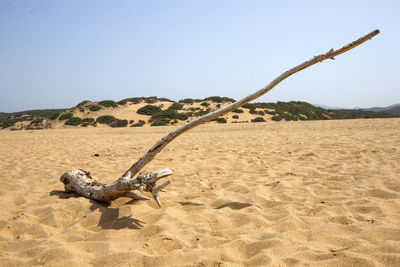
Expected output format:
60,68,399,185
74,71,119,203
1,97,399,130
382,105,400,115
362,103,400,114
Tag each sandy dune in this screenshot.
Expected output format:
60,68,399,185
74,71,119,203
0,118,399,266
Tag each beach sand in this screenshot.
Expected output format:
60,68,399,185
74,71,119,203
0,118,399,266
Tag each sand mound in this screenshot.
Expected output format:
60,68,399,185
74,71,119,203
1,118,399,266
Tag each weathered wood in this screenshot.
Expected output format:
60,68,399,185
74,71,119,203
60,30,380,206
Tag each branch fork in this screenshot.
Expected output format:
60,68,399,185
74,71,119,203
60,30,380,207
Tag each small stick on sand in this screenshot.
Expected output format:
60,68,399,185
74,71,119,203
60,30,380,206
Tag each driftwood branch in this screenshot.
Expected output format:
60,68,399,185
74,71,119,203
60,29,380,206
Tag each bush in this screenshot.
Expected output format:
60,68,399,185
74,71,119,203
76,100,90,107
118,97,141,105
249,109,258,114
271,115,282,121
149,109,189,123
216,104,221,109
169,102,184,110
216,117,227,123
232,115,239,119
109,119,128,128
59,113,73,120
89,105,102,111
233,109,244,113
65,117,83,126
178,98,194,104
201,102,210,107
204,96,235,103
194,109,210,117
96,115,116,124
137,105,162,115
151,118,170,126
1,119,16,129
98,100,118,108
131,120,145,127
251,117,266,123
49,112,60,120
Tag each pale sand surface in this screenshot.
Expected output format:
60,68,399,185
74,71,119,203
0,119,399,266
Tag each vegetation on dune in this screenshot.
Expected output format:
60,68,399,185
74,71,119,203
178,96,235,104
168,102,184,110
204,96,236,103
118,96,173,105
137,104,190,126
178,98,197,104
65,117,83,126
216,117,227,123
76,100,90,107
49,112,60,120
149,109,190,125
59,113,73,121
131,120,146,127
98,100,118,108
233,108,244,113
109,119,128,128
2,96,400,130
89,105,102,112
137,105,163,115
80,118,95,127
251,117,266,123
96,115,117,124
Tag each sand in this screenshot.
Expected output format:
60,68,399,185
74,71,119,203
0,118,399,266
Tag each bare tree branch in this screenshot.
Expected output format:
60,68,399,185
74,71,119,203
60,29,380,206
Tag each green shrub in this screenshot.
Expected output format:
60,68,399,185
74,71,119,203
201,102,210,107
204,96,235,103
149,109,189,123
232,115,239,119
233,109,244,113
249,109,258,114
98,100,118,108
251,117,266,123
59,113,73,120
137,105,162,115
109,119,128,128
1,119,16,129
118,97,141,105
179,98,194,104
65,117,83,126
271,115,282,121
194,109,210,117
96,115,116,124
76,100,90,107
258,111,265,116
216,117,227,123
169,102,184,110
265,110,276,115
89,105,102,111
151,118,170,126
49,112,60,120
216,104,221,108
131,120,146,127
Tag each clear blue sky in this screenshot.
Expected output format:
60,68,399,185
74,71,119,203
1,0,399,112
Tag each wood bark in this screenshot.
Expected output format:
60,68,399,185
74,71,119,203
60,29,380,206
